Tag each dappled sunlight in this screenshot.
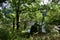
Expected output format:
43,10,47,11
0,0,60,40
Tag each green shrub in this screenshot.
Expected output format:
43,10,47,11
0,28,10,40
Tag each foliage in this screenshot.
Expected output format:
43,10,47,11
0,0,60,40
0,28,10,40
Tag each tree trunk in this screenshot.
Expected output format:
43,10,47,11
13,18,15,30
16,7,20,30
16,0,20,30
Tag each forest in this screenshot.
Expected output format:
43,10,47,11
0,0,60,40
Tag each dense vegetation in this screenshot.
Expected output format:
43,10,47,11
0,0,60,40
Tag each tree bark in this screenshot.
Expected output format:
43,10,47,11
13,18,15,30
16,0,20,30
